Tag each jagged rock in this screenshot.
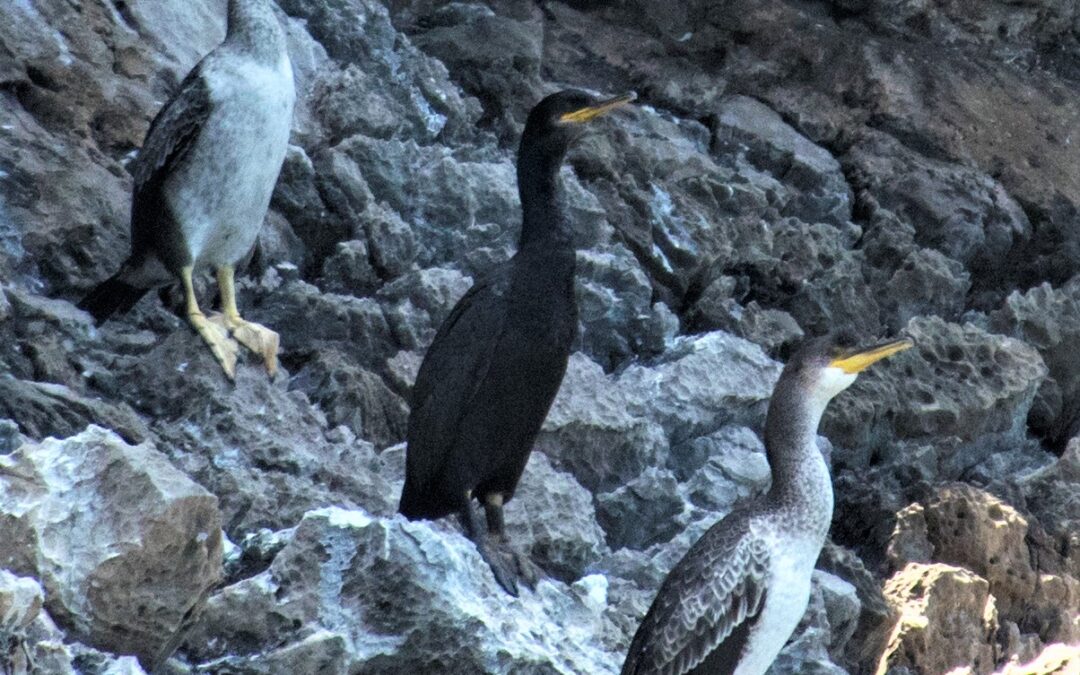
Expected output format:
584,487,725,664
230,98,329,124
377,266,473,351
183,507,626,673
817,542,897,674
886,248,972,331
250,279,395,369
994,643,1080,675
575,245,667,369
0,419,21,456
679,425,771,511
278,0,480,143
888,485,1035,623
878,562,998,675
735,219,883,337
0,427,222,670
0,571,44,670
408,3,544,140
291,349,409,449
0,376,149,445
618,331,781,443
768,572,855,675
4,0,1080,671
596,467,687,551
714,95,852,225
824,316,1047,447
1018,437,1080,581
537,353,668,493
843,131,1030,294
504,452,608,582
325,136,519,275
320,239,379,296
989,277,1080,447
814,571,861,661
888,481,1080,649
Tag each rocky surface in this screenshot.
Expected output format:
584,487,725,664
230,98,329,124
1,0,1078,673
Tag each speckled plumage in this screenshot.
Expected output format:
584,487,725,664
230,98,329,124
622,337,875,675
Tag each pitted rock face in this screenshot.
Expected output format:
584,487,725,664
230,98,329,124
0,427,222,670
879,562,998,675
1,0,1079,672
824,315,1048,447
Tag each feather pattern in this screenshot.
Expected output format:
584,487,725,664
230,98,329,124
623,509,771,675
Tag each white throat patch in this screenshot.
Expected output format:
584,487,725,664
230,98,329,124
806,366,858,423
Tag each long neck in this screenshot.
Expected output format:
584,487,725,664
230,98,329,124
763,379,834,525
225,0,287,65
517,139,573,249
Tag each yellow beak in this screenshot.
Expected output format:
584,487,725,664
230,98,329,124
830,338,914,374
559,92,637,124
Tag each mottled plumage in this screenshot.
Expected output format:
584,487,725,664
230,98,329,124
622,335,913,675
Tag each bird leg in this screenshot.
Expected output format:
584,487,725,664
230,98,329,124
461,493,521,597
484,493,542,590
209,265,279,377
182,265,239,379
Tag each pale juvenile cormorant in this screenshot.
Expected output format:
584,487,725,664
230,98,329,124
621,334,914,675
78,0,294,379
399,89,636,596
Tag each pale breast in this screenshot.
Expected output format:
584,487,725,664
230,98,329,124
733,520,822,675
167,53,295,267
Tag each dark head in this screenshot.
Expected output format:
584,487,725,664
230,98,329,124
517,90,635,244
519,90,636,164
226,0,287,62
768,332,914,437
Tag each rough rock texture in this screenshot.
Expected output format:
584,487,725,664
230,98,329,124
0,427,222,670
878,562,998,675
1,0,1078,673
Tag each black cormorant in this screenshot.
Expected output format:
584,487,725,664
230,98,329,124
399,89,636,595
621,334,913,675
78,0,294,380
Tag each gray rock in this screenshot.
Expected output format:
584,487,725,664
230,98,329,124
887,248,971,331
0,419,25,455
714,95,852,225
278,0,480,143
575,245,663,369
596,467,687,551
291,349,409,449
504,452,608,582
618,331,781,443
813,571,861,660
377,266,473,351
843,130,1030,289
0,571,44,655
538,353,668,493
183,507,627,673
408,3,544,141
250,279,395,369
320,239,379,296
682,426,771,512
989,277,1080,447
0,376,149,445
0,427,222,670
768,574,850,675
824,316,1047,447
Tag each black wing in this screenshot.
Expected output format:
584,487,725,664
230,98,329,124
622,513,771,675
128,61,213,254
400,265,511,514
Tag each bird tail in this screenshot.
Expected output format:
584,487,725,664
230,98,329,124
77,271,149,323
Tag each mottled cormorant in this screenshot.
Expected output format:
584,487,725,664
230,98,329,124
78,0,294,379
621,335,913,675
399,89,636,595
